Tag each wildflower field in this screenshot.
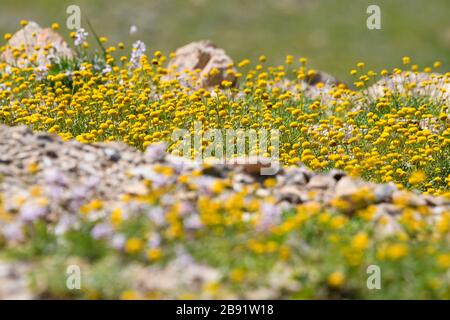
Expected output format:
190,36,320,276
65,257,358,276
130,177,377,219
0,20,450,299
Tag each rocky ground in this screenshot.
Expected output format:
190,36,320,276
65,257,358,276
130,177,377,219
2,124,449,224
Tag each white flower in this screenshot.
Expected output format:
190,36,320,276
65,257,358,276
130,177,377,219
102,64,112,74
129,40,146,70
35,65,48,81
148,233,161,248
129,25,138,35
74,28,88,47
111,234,126,250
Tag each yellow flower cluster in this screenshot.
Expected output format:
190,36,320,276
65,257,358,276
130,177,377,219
1,30,449,198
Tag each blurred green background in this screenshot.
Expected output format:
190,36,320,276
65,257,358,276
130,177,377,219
1,0,449,82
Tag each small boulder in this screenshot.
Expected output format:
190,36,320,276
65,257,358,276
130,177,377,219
1,21,73,67
278,185,306,204
334,176,361,198
226,155,278,176
307,175,336,190
304,70,341,86
363,72,450,105
167,40,237,88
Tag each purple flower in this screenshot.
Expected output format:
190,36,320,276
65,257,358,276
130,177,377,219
173,246,194,267
44,168,66,186
160,194,174,206
84,176,100,190
148,233,161,248
48,185,64,201
3,222,24,242
184,214,203,230
91,223,113,240
20,202,47,222
67,187,89,212
256,203,281,232
71,186,88,199
179,201,195,216
148,206,165,226
111,234,126,250
192,176,216,193
68,199,84,213
55,215,77,235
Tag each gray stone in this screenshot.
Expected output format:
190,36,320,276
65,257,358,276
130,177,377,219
166,40,237,88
